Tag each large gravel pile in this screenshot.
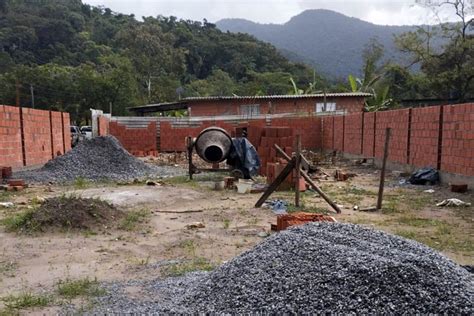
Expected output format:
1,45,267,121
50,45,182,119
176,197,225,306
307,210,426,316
16,136,182,183
85,223,473,314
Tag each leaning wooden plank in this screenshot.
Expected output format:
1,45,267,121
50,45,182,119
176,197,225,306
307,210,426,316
255,159,296,208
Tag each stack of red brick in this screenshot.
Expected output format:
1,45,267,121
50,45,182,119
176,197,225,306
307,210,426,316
235,126,305,190
0,167,26,191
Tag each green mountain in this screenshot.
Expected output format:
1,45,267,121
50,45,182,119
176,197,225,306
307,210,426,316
0,0,316,121
217,10,419,79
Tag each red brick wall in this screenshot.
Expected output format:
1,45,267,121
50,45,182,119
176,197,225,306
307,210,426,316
113,102,474,178
343,113,363,155
0,106,23,168
189,97,365,116
409,107,441,168
109,121,157,156
0,105,70,169
362,112,376,157
51,111,64,157
23,108,54,166
321,117,334,150
375,109,410,164
333,116,344,151
160,120,250,152
441,103,474,176
63,112,71,152
159,116,323,153
270,117,322,149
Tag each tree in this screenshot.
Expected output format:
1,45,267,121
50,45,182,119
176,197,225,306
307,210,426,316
114,20,186,103
395,0,473,101
348,39,393,111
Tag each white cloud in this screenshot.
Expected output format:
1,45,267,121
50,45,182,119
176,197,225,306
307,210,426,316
83,0,471,25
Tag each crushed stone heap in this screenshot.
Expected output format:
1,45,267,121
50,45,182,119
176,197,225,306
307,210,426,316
15,136,181,183
89,223,473,314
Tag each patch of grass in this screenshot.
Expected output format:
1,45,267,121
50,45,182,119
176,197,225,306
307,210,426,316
381,195,404,214
74,177,89,189
179,239,197,257
56,278,105,299
396,215,442,227
222,218,230,229
130,256,151,266
162,258,214,277
0,260,17,278
1,209,38,232
0,192,13,202
344,186,376,196
394,223,473,253
1,292,50,310
119,209,150,231
394,229,417,240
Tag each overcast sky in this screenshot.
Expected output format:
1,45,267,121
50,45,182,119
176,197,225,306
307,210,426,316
83,0,472,26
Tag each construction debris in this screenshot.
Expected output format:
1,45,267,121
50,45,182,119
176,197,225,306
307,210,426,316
15,136,182,183
275,212,336,230
185,222,205,229
87,223,474,314
451,183,468,193
436,198,472,207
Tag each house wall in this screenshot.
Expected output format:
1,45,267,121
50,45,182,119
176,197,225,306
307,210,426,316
188,97,365,117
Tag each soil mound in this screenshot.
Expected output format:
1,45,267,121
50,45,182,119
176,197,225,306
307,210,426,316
14,196,123,232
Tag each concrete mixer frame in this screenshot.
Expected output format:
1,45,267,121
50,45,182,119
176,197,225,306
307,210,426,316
186,136,237,180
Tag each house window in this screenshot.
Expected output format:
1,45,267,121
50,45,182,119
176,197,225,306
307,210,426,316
316,102,336,113
241,104,260,117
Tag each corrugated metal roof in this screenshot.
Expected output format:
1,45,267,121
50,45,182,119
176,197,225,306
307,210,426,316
183,92,372,101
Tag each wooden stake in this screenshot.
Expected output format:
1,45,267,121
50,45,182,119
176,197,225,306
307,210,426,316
377,128,391,210
295,135,301,207
186,137,194,180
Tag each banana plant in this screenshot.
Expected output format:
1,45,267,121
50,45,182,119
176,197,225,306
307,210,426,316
289,70,322,95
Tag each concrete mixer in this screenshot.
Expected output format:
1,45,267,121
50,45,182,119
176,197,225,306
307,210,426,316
186,127,260,179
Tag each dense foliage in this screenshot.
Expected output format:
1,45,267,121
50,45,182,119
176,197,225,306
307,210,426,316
0,0,318,122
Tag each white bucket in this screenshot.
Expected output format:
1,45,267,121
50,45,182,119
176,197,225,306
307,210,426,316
236,180,252,194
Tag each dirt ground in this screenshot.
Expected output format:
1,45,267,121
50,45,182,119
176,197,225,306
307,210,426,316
0,159,472,314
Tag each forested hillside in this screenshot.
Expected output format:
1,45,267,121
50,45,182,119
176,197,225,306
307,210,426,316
217,10,418,79
0,0,319,121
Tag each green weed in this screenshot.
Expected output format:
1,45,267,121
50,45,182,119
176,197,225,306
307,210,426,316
223,218,230,229
74,177,89,189
1,209,38,232
119,209,150,231
1,292,50,310
162,258,214,277
56,278,105,299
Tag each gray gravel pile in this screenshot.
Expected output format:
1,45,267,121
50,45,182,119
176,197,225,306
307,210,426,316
16,136,182,183
85,223,473,314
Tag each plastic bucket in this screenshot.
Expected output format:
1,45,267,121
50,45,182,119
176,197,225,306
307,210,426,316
236,180,252,194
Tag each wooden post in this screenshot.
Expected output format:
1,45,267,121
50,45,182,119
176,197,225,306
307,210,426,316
295,135,301,207
186,137,194,180
377,128,391,210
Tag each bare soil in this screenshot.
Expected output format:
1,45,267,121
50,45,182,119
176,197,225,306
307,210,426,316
0,158,472,314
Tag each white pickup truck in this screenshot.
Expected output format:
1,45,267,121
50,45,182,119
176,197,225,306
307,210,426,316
81,126,93,140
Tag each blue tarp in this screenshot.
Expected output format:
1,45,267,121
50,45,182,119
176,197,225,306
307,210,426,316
228,138,261,178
